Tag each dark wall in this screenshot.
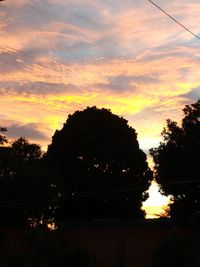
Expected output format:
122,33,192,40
0,220,174,267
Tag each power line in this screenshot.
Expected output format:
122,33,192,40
148,0,200,41
0,178,200,208
0,185,147,207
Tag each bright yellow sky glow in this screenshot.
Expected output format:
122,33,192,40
142,181,171,218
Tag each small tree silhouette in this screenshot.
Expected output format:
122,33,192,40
150,99,200,221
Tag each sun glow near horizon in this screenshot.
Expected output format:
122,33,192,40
142,180,171,219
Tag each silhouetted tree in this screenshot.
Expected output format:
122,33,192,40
150,99,200,221
0,135,59,228
0,127,7,145
0,137,42,179
12,137,42,162
47,106,152,220
0,127,11,179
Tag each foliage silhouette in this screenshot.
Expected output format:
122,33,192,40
0,127,7,146
47,106,152,220
0,136,59,228
0,136,42,179
150,99,200,221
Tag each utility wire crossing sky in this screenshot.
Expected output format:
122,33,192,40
148,0,200,40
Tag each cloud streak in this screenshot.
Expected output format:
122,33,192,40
0,0,200,152
7,123,48,141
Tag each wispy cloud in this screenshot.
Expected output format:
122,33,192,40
0,0,200,151
7,123,48,141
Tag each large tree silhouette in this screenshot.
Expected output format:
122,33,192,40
150,99,200,221
47,106,152,220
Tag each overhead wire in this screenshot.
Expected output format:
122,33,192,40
0,177,200,207
0,184,147,207
148,0,200,41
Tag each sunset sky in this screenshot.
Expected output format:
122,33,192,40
1,0,200,216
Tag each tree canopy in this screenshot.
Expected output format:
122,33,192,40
47,106,152,220
0,126,7,145
0,136,42,179
0,132,58,228
150,99,200,220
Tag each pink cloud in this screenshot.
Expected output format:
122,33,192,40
0,0,200,153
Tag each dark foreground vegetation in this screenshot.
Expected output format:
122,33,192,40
150,99,200,222
0,106,152,228
47,107,152,220
0,99,200,266
0,99,200,227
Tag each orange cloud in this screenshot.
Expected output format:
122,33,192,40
1,0,200,153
